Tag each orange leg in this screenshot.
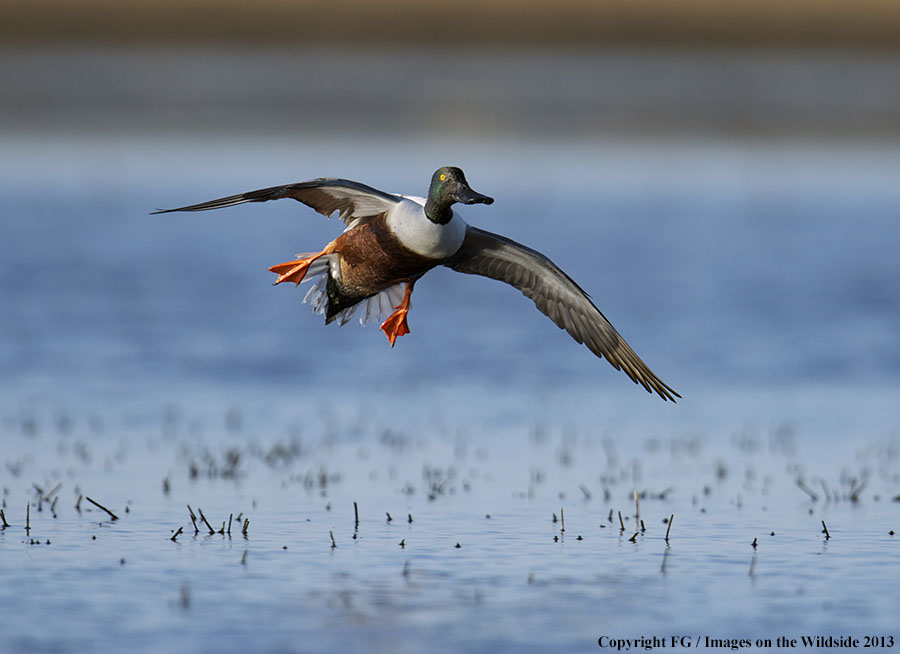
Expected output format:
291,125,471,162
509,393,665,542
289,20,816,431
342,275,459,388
380,282,415,347
268,250,327,286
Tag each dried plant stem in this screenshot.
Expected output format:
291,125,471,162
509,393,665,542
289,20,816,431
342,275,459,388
86,496,119,521
197,508,215,535
44,483,62,502
796,479,818,502
665,514,674,543
187,505,198,534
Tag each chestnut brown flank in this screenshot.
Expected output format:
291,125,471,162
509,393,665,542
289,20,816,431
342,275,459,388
331,212,444,298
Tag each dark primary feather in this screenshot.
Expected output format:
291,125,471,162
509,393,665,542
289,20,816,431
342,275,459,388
151,178,402,227
445,226,680,402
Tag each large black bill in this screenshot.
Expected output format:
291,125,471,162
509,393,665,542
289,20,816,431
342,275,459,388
456,186,495,205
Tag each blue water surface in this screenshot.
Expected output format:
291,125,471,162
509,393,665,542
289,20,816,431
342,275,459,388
1,133,899,653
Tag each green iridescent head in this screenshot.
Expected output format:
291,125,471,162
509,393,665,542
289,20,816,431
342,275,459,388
424,166,493,224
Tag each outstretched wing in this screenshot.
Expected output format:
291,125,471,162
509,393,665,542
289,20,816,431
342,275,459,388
152,178,402,229
445,226,680,402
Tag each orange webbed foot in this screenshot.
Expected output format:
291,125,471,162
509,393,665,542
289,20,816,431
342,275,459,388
380,309,411,347
269,252,325,286
379,282,415,347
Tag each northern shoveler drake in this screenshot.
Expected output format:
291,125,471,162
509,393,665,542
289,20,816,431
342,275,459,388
154,166,679,401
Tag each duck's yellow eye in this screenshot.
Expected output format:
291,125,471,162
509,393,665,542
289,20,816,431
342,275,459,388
440,173,446,181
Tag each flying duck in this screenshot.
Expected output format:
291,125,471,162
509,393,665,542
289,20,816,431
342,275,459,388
154,167,679,401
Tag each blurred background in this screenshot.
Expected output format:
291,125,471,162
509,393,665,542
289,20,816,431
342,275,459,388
2,0,899,427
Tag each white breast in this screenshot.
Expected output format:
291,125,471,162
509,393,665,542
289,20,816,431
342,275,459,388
385,195,467,259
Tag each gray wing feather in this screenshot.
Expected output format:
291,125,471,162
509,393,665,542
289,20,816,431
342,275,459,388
152,178,402,227
445,226,680,402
